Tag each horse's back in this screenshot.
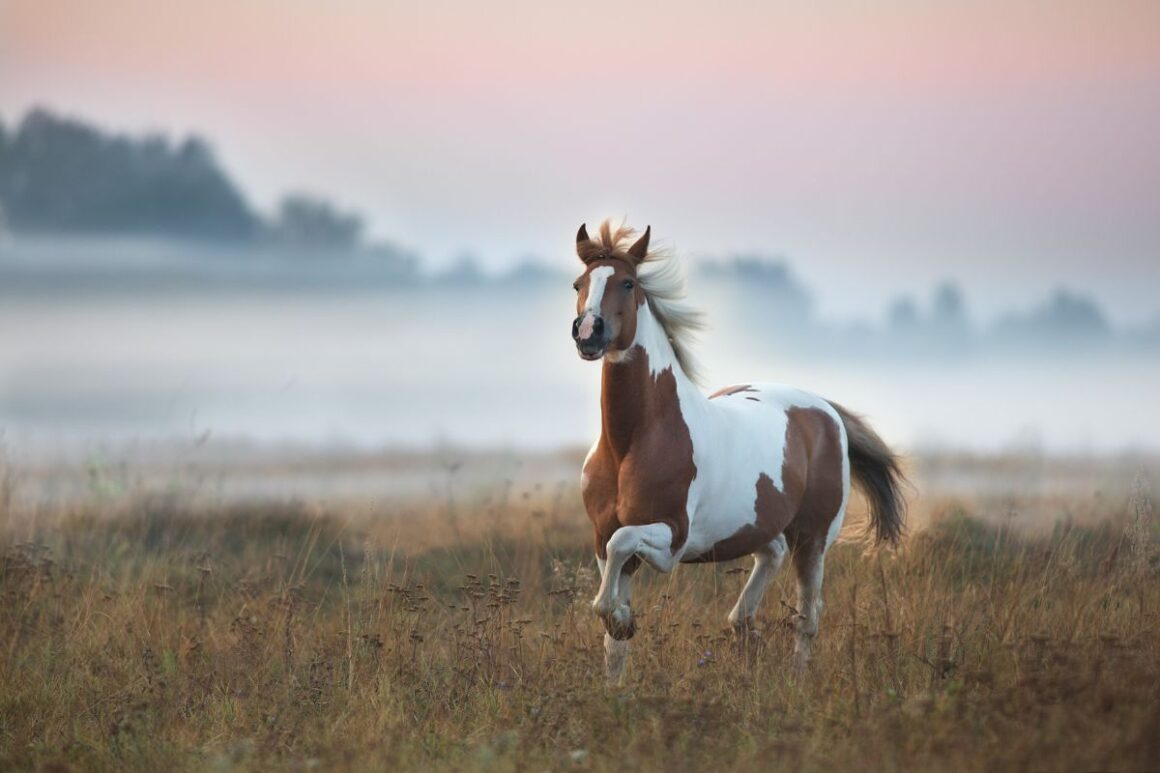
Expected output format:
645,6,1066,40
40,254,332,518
681,382,848,560
704,381,848,488
708,382,839,417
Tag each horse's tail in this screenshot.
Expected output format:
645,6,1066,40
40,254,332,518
831,402,907,546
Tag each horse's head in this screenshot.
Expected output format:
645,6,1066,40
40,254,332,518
571,223,650,361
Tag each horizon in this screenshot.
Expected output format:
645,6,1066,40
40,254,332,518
3,0,1158,324
0,221,1155,336
1,103,1157,330
2,230,1157,456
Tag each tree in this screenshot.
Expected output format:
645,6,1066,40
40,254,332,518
887,296,919,332
1039,290,1109,337
439,252,485,285
927,281,971,351
699,255,814,325
269,193,364,250
932,282,966,327
0,108,258,239
992,289,1110,347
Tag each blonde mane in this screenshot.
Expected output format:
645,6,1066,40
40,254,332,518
593,220,707,386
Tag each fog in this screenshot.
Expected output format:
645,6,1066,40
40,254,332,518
2,238,1155,459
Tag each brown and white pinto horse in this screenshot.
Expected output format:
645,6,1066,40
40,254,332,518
570,220,905,683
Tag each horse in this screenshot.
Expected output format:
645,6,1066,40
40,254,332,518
569,220,906,684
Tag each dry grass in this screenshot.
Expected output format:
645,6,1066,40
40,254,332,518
1,460,1158,771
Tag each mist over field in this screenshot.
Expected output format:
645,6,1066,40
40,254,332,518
1,233,1157,458
1,107,1157,459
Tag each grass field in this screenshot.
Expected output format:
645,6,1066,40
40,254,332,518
1,452,1158,771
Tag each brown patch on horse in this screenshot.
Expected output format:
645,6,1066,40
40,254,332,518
684,406,844,563
782,407,846,553
582,349,696,558
709,384,756,399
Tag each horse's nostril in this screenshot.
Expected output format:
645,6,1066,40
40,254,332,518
571,318,581,339
593,317,604,335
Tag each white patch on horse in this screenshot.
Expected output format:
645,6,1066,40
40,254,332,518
630,300,677,381
592,521,676,618
827,412,852,550
727,533,789,629
581,440,599,492
578,265,614,340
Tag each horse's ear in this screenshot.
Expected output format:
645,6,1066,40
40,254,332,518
576,223,599,263
627,225,650,263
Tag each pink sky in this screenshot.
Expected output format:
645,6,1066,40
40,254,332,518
2,0,1159,322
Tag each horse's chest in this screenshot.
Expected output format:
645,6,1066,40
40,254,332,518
582,440,696,545
581,451,618,523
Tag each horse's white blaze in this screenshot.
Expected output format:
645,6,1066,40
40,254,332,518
578,265,614,339
624,303,851,564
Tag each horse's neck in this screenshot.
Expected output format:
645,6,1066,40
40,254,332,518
600,303,703,456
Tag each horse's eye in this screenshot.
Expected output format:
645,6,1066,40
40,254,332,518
572,282,580,292
623,280,635,291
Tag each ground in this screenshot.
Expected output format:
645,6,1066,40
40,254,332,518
0,450,1157,771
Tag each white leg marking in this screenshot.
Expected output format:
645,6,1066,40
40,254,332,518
592,521,678,641
603,571,634,684
604,634,629,685
727,534,789,629
593,523,678,616
594,555,609,607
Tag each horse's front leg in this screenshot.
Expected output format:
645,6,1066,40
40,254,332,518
593,523,678,640
600,567,634,686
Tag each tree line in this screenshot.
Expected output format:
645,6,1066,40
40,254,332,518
0,108,363,249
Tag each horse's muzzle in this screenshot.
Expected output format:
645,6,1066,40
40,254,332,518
573,314,606,360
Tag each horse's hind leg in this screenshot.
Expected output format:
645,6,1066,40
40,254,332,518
727,534,789,633
790,537,826,675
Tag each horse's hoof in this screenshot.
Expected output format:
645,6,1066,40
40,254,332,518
603,613,636,641
730,616,760,637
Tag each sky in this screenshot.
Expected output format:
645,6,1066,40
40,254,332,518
2,0,1159,324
